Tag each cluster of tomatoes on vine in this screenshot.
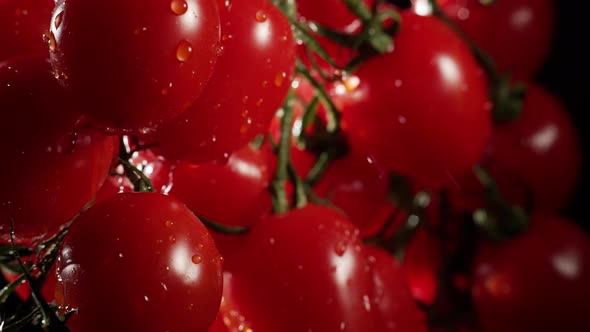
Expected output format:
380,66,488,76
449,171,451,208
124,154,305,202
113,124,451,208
1,0,589,331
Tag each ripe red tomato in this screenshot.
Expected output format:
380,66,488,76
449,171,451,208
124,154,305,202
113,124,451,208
153,0,296,164
56,193,223,331
1,129,114,241
296,0,374,31
484,83,580,212
472,215,590,332
334,13,491,185
402,228,442,306
314,150,396,238
365,246,427,332
432,0,555,78
225,205,382,331
0,0,54,61
167,143,274,256
49,0,221,132
0,55,81,152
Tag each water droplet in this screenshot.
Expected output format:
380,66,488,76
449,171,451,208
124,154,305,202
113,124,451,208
54,12,64,29
176,40,192,62
144,295,150,302
215,44,225,56
168,235,176,243
394,79,402,88
118,253,124,258
269,237,276,245
255,10,268,22
256,99,264,107
47,32,56,52
213,253,224,265
334,241,347,256
262,80,269,88
191,254,203,264
340,321,346,330
165,220,174,229
362,295,372,312
197,243,204,250
275,72,286,87
171,0,188,15
242,95,249,104
222,34,232,42
280,35,288,42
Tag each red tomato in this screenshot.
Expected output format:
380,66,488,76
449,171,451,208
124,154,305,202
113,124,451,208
472,215,590,332
484,83,581,212
296,0,375,31
56,193,223,331
430,0,555,78
402,228,442,305
167,144,274,257
95,147,174,205
1,129,114,242
225,205,382,331
153,0,296,164
49,0,221,132
335,13,491,185
0,55,80,152
0,0,54,61
314,151,396,238
365,246,427,332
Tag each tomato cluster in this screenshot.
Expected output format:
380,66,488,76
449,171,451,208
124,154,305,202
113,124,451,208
0,0,588,331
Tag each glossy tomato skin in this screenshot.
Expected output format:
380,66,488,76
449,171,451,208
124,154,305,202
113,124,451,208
0,55,80,152
335,13,491,185
56,193,223,332
168,144,274,256
484,83,581,212
401,228,441,306
49,0,220,132
0,0,54,61
434,0,555,78
225,205,382,331
365,246,427,332
154,0,296,164
296,0,374,31
1,129,114,241
472,215,590,332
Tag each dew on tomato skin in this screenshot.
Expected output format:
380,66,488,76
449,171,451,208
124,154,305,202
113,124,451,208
269,237,276,245
191,254,203,264
54,12,64,29
255,10,268,22
256,99,264,107
176,40,193,62
261,80,269,88
362,295,372,312
221,34,232,42
168,235,176,243
334,241,348,256
164,219,174,229
170,0,188,15
275,72,287,87
215,44,225,56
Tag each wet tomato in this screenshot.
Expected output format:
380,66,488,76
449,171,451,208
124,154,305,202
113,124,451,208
168,143,274,256
225,205,382,331
0,0,54,61
335,13,491,185
472,215,590,332
0,55,80,152
1,129,114,241
49,0,221,132
153,0,296,164
56,193,223,332
296,0,374,31
430,0,555,78
365,246,427,332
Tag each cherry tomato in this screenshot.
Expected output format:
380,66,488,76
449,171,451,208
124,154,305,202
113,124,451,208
49,0,221,132
472,215,590,332
168,143,274,256
484,83,580,212
225,205,382,331
296,0,374,31
153,0,296,164
335,13,491,185
365,246,427,332
428,0,555,78
402,228,441,305
0,0,54,61
1,129,114,242
0,55,80,152
56,193,223,332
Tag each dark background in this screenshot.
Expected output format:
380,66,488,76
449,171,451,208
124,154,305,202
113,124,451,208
537,2,589,228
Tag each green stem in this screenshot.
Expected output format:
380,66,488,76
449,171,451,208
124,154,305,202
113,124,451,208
271,92,296,214
272,0,297,20
305,152,332,186
196,214,250,235
119,158,155,193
